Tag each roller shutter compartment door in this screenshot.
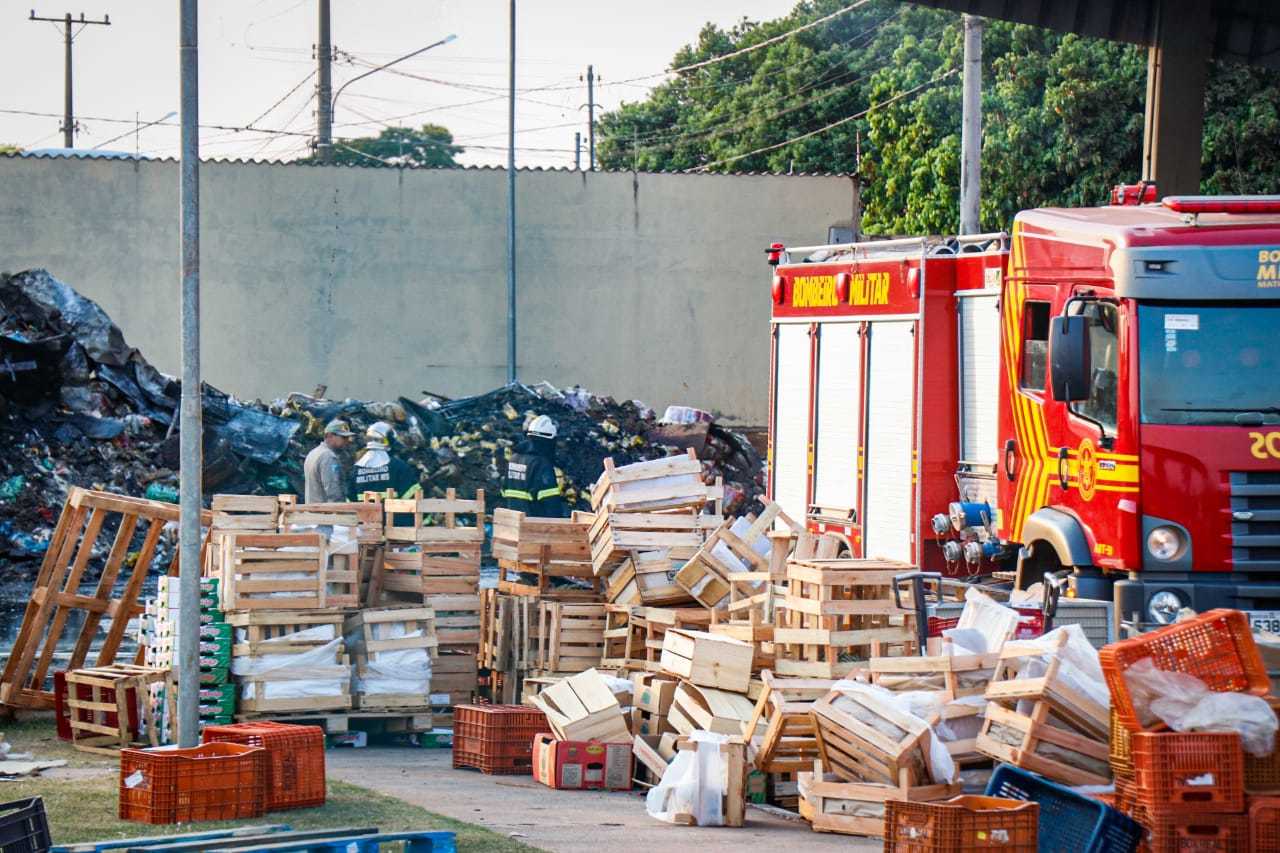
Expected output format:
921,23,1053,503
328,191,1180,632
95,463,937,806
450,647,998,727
813,323,861,514
863,321,916,564
772,324,811,528
959,294,1000,465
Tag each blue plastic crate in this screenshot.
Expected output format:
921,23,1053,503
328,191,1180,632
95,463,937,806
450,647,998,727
985,763,1143,853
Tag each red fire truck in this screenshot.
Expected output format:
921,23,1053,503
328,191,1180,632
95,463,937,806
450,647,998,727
766,189,1280,628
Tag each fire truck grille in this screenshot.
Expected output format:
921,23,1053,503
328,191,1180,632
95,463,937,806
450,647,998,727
1230,471,1280,572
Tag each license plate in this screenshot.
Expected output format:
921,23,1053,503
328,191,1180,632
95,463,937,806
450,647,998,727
1248,610,1280,635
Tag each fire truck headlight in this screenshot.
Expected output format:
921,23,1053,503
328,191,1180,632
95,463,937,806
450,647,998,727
1147,590,1185,625
1145,525,1185,561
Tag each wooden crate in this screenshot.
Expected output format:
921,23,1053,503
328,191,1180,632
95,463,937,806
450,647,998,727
216,532,328,610
65,664,166,754
429,594,482,650
429,651,477,708
606,551,695,608
630,607,713,672
226,610,351,715
345,607,437,711
600,604,637,670
529,668,631,743
975,632,1111,786
376,490,484,604
278,500,383,542
798,760,962,839
590,449,707,514
669,682,762,737
537,602,606,675
774,559,916,678
0,488,209,710
492,508,599,598
211,494,281,531
675,503,798,611
659,628,754,693
868,647,998,702
812,685,935,786
588,507,714,575
743,670,834,775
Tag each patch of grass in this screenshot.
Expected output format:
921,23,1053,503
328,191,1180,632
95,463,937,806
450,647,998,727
3,714,117,769
0,775,535,851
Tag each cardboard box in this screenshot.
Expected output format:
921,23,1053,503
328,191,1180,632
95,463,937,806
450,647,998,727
533,734,633,790
632,672,678,715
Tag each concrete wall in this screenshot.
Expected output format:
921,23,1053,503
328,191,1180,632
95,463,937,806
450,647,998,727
0,157,854,424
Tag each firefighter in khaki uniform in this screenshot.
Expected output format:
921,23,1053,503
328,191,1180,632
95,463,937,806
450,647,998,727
502,415,566,518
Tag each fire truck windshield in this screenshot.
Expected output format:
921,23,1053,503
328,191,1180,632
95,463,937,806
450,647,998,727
1139,303,1280,426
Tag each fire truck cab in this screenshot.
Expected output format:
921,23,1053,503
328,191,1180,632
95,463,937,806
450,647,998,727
767,192,1280,629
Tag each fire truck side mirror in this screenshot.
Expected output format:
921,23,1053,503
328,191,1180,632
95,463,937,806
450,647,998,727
1049,315,1091,402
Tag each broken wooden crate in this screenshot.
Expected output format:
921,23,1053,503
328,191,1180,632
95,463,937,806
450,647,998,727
377,490,484,604
669,681,763,738
625,607,713,672
590,449,708,514
975,632,1111,787
492,508,599,598
774,558,916,678
675,502,798,611
344,607,437,711
227,610,350,716
743,670,834,775
1,488,208,710
588,506,714,576
529,668,631,743
64,664,166,754
536,602,606,675
660,628,754,693
604,550,694,608
812,684,936,787
798,759,963,839
659,736,750,827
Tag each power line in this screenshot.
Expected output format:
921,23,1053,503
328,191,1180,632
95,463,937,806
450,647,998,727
695,68,958,171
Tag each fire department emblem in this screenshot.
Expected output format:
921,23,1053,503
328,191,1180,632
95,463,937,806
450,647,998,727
1077,438,1098,502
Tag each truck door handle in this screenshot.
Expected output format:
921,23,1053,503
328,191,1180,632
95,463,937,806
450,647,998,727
1003,439,1018,481
1057,446,1070,490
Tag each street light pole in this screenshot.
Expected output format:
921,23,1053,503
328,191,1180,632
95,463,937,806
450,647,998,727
329,34,457,129
177,0,202,749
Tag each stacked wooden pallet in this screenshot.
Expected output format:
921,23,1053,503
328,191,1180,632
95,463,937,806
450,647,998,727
345,606,437,712
492,508,599,599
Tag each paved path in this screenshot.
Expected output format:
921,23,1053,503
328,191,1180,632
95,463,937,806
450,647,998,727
327,747,879,852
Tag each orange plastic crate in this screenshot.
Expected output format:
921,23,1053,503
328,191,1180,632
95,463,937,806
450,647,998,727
883,795,1039,852
1135,808,1249,853
1252,796,1280,853
201,721,325,811
119,742,266,825
1110,705,1135,775
1101,610,1269,732
1131,731,1245,815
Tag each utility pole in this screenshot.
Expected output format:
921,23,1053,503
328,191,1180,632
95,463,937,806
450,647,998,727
177,0,202,749
586,65,596,171
506,0,517,383
959,14,983,235
574,132,581,170
29,10,111,148
316,0,333,163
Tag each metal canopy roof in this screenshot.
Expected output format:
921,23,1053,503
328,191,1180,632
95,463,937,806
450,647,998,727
908,0,1280,70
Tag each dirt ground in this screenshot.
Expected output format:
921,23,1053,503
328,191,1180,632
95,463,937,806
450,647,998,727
326,746,880,852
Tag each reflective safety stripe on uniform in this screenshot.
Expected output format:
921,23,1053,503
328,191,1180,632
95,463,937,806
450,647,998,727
502,488,534,501
536,486,562,500
401,483,423,499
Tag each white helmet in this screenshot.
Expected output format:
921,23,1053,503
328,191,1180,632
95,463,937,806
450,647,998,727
526,414,557,439
365,421,394,448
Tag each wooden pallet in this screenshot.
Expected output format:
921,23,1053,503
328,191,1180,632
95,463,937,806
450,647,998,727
226,610,351,715
0,488,209,710
234,710,436,734
774,558,916,678
974,631,1111,786
216,532,331,609
65,664,166,754
743,670,834,774
590,449,708,514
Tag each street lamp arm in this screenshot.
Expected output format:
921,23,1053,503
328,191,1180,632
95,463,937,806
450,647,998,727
331,34,457,118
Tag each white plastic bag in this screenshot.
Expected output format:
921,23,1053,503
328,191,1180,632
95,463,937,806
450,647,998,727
646,731,730,826
1123,658,1279,756
1012,624,1110,711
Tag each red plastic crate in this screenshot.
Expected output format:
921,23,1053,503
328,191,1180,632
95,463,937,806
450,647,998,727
453,704,547,764
883,795,1039,852
1252,796,1280,853
201,721,325,811
1100,609,1269,732
1131,731,1245,815
1135,808,1250,853
54,670,139,742
1012,607,1045,639
119,742,266,825
927,616,960,638
451,747,535,775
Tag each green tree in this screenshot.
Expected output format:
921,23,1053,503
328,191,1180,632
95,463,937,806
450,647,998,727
301,124,462,167
597,0,1280,233
0,145,21,155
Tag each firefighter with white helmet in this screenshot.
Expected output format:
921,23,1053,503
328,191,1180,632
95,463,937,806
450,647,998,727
350,421,421,503
502,414,565,517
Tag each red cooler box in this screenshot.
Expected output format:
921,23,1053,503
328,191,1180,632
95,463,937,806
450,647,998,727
532,734,633,791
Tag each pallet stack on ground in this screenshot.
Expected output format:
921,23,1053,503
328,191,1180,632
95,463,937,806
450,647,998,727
492,508,600,599
227,610,351,718
344,607,437,715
